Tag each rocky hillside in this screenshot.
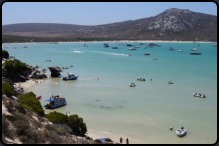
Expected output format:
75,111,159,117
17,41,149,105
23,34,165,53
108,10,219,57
2,8,217,41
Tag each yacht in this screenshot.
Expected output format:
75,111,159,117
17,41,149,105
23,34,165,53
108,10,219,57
62,72,78,80
44,95,67,109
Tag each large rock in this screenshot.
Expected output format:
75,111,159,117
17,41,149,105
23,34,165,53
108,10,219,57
12,73,27,82
48,67,61,77
29,71,47,79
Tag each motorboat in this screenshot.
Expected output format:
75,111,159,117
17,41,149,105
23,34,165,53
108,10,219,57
83,44,88,47
128,54,131,56
126,44,133,46
176,127,186,136
46,60,51,62
193,93,206,98
9,56,16,59
212,44,217,47
112,46,119,49
168,81,173,84
104,43,109,47
44,95,67,109
14,47,17,49
36,96,42,100
70,65,73,67
134,45,140,48
152,57,157,60
179,50,183,52
190,52,201,55
128,47,136,50
35,65,39,68
137,78,145,81
148,43,159,47
168,47,174,51
139,43,145,45
23,46,28,48
191,48,198,51
118,43,123,45
129,83,136,87
144,53,150,55
62,72,78,80
62,67,69,69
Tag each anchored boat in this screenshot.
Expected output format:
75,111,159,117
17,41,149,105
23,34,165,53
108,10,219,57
44,95,67,109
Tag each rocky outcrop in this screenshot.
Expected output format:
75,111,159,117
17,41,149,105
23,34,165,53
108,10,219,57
48,67,61,77
29,71,47,79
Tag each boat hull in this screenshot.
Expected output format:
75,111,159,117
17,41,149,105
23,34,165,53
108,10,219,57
45,103,67,109
62,76,78,80
176,129,186,136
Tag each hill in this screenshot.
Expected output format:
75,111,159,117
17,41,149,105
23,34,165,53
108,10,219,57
2,8,217,41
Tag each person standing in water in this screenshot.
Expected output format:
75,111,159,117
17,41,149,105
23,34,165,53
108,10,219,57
126,138,129,144
120,137,123,144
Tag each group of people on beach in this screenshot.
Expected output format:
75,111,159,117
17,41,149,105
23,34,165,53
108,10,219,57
120,137,129,144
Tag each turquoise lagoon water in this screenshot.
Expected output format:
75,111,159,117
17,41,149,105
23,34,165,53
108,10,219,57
3,42,217,144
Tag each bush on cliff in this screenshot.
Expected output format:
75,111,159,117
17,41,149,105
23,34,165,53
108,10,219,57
2,82,14,97
4,59,28,77
67,114,87,136
45,111,68,124
2,50,9,59
17,92,44,117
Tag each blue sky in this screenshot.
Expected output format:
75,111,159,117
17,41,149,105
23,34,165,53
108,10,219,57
2,2,217,26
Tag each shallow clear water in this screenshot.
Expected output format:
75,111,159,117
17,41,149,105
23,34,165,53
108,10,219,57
3,42,217,144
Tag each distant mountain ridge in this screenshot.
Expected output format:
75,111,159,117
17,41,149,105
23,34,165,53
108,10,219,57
2,8,217,41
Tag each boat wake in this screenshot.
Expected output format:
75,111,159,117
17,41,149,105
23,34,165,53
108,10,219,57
86,50,129,56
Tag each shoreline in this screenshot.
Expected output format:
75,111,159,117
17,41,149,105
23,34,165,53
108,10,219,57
2,40,215,45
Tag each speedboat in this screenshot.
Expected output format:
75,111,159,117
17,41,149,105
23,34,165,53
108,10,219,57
63,72,78,80
152,57,157,60
179,50,183,52
9,56,16,59
62,67,69,69
176,127,186,136
144,53,150,55
191,48,198,51
44,95,67,109
168,81,173,84
36,96,42,100
128,47,136,50
112,46,119,49
190,52,201,55
137,78,145,81
129,83,136,87
193,93,206,98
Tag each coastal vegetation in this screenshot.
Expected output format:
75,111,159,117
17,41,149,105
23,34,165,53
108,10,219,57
45,111,87,137
17,92,44,117
4,59,28,78
2,82,14,97
2,50,9,59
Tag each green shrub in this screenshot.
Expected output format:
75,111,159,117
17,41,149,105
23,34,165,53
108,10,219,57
17,92,44,117
15,104,26,114
45,124,57,132
45,111,68,124
2,82,14,97
2,71,5,77
67,114,87,136
4,59,28,78
2,50,9,59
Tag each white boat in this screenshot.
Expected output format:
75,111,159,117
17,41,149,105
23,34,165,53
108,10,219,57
134,45,140,48
191,48,198,51
129,83,136,87
128,47,136,50
152,57,157,60
62,72,78,80
176,127,186,136
192,93,206,98
179,50,183,52
44,95,67,109
137,78,145,81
